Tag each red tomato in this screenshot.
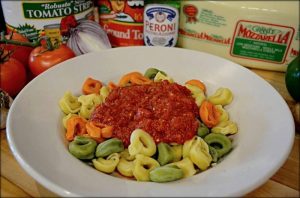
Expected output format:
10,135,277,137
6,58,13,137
1,32,33,66
0,57,27,97
28,44,75,76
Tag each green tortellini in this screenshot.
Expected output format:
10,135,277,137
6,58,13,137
144,68,167,80
132,154,160,181
153,71,174,83
168,157,196,178
197,122,210,138
96,138,124,158
185,84,206,106
68,136,97,160
157,143,174,166
208,88,233,106
183,136,212,171
78,94,103,119
209,146,219,163
128,129,156,157
59,91,81,114
204,133,232,158
149,165,183,183
211,120,238,135
92,153,120,174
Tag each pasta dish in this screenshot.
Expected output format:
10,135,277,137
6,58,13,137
58,68,238,183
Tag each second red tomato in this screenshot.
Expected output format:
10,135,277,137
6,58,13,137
29,44,75,76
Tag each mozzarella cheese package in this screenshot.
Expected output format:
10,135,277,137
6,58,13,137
178,1,299,71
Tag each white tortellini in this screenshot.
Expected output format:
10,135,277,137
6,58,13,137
120,149,135,161
117,157,135,177
208,88,233,106
100,86,110,101
59,91,81,114
154,71,174,83
128,129,156,157
132,154,160,181
78,93,103,119
215,105,229,123
170,144,183,162
92,153,120,174
183,136,212,171
185,84,206,106
189,139,212,171
117,149,136,177
182,137,195,158
211,120,238,135
168,157,196,178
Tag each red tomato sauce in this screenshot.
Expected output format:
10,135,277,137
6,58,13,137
90,81,199,147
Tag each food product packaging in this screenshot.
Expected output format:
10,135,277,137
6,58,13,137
97,0,144,47
143,0,180,47
1,0,95,43
178,1,299,72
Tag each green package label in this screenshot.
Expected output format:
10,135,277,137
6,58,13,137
23,0,93,19
233,38,287,62
231,20,295,63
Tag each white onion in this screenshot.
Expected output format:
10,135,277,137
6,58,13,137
67,20,111,56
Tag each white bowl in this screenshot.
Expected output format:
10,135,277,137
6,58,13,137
7,46,294,197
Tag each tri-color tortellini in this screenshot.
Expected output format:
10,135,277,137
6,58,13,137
59,91,81,114
144,67,174,83
185,84,206,106
67,129,233,183
60,68,239,183
208,87,233,106
78,94,102,119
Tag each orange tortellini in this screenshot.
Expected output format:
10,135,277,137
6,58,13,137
62,113,77,129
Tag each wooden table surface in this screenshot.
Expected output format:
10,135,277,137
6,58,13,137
1,68,299,197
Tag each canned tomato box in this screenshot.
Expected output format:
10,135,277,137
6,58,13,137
97,0,144,47
1,0,95,43
178,1,299,72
